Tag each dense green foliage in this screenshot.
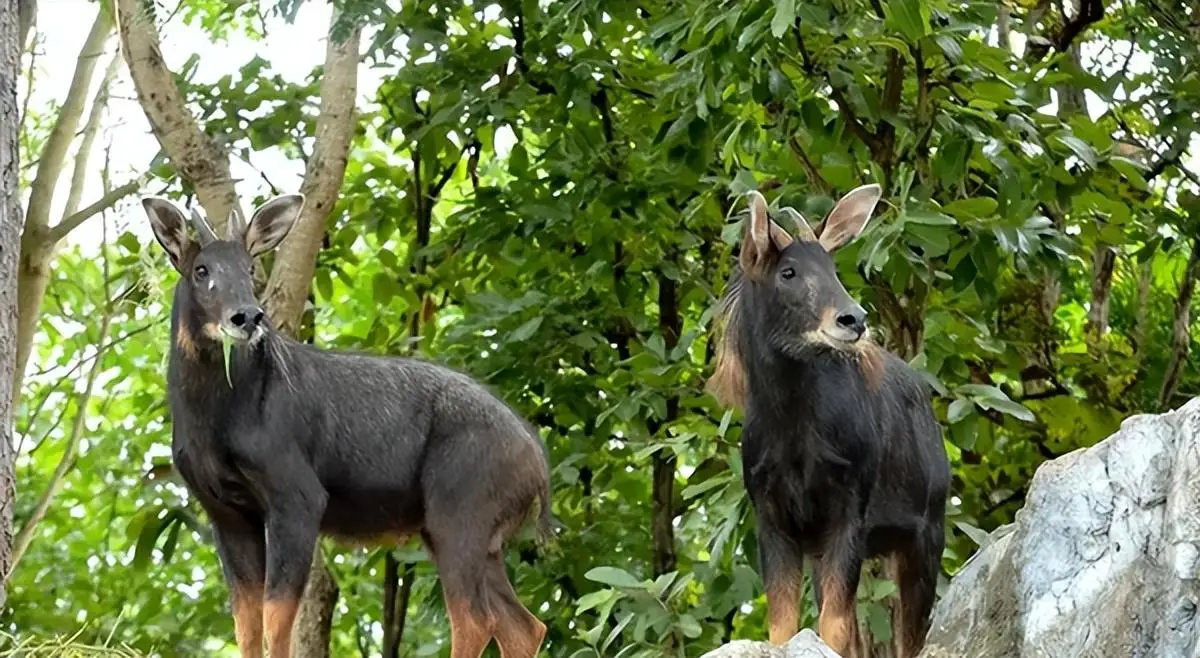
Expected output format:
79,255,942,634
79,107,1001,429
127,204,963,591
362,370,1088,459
7,0,1200,656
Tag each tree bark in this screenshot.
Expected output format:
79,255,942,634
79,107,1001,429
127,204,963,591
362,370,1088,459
14,7,111,391
1085,244,1116,349
1131,258,1152,355
1158,238,1200,410
1,0,24,609
115,0,237,223
16,0,33,53
261,18,361,337
257,15,361,658
64,51,121,218
381,556,414,658
651,270,680,578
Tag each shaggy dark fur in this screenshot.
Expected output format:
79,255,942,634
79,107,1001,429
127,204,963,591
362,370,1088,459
142,195,552,658
707,187,950,658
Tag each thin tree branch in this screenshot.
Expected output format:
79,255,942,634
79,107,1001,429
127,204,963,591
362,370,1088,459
47,176,142,243
1024,0,1106,62
63,49,121,218
793,24,882,155
787,136,832,195
23,7,112,234
8,238,114,579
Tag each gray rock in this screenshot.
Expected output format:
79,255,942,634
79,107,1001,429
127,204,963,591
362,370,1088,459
920,396,1200,658
699,630,842,658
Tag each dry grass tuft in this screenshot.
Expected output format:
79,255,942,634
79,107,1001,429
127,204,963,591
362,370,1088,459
0,630,146,657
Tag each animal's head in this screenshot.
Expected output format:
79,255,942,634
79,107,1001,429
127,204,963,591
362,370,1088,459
738,184,883,354
141,194,305,345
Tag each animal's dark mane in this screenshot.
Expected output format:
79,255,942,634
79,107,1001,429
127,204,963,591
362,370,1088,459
706,266,747,409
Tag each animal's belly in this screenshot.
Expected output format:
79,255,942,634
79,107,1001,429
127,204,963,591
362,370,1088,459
319,487,424,541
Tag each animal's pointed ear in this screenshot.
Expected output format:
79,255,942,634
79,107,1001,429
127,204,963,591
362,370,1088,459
141,197,192,272
777,207,818,243
818,184,883,252
740,190,790,275
244,194,304,258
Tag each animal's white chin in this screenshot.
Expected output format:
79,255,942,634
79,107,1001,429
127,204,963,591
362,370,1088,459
819,326,869,347
219,324,266,345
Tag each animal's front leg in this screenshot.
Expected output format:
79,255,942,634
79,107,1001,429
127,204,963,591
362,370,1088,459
756,521,805,646
262,472,328,658
815,527,865,658
212,510,267,658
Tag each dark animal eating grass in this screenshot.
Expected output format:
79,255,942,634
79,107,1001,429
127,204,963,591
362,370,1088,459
142,194,554,658
707,186,950,658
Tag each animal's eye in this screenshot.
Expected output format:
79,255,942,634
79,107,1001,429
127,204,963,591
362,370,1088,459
780,267,796,280
194,265,209,279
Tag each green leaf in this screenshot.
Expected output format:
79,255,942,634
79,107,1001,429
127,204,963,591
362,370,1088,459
575,589,619,615
955,520,991,547
509,316,544,342
905,210,957,226
771,0,795,38
887,0,929,42
221,335,233,388
677,613,704,639
585,566,644,589
1051,131,1099,169
947,398,972,423
943,197,998,219
1110,156,1149,191
978,397,1036,423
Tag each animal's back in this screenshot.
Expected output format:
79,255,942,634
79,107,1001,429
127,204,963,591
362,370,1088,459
279,343,546,540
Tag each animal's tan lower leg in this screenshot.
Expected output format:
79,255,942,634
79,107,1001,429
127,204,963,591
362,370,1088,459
263,598,298,658
495,611,546,658
445,596,494,658
232,584,264,658
765,570,803,645
818,574,861,658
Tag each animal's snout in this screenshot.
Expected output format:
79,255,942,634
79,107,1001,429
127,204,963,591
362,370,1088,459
835,304,867,340
229,305,265,330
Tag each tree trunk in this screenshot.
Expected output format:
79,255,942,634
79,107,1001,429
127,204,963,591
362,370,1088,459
1131,257,1152,355
1085,244,1116,350
651,270,680,578
1158,238,1200,410
260,18,361,337
0,0,24,609
292,551,339,658
382,556,414,658
14,7,111,391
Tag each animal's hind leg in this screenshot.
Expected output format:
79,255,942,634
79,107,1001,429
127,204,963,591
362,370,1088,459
886,529,942,658
484,552,546,658
423,529,496,658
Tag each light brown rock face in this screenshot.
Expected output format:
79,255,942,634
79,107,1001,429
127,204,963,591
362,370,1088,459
920,396,1200,658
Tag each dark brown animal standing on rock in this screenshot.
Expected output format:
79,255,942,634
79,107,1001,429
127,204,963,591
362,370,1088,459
707,186,950,658
141,194,553,658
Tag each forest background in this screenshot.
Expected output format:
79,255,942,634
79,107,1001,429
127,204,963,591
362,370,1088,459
2,0,1199,656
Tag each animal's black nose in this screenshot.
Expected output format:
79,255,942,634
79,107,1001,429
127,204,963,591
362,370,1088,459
836,305,867,338
230,306,265,328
